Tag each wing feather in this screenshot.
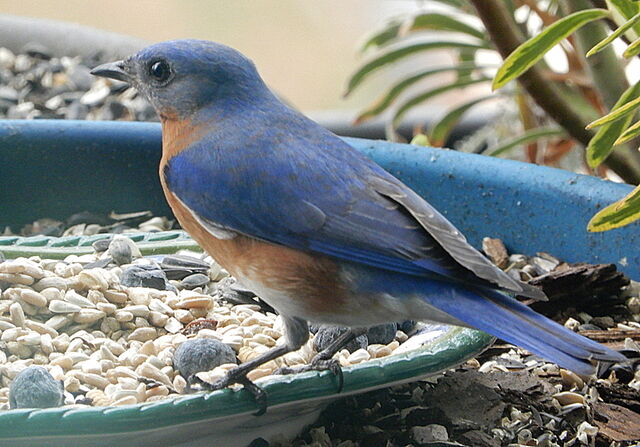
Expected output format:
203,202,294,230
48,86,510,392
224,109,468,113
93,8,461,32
164,116,545,300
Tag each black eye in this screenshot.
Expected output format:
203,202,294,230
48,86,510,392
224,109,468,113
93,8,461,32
148,60,172,84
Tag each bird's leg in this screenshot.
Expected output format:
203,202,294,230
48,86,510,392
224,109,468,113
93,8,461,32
190,316,309,415
314,327,368,362
277,327,368,393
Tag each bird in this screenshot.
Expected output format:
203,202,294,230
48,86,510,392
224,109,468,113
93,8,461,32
91,39,626,408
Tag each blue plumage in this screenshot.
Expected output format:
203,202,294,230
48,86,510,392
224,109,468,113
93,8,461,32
92,39,626,380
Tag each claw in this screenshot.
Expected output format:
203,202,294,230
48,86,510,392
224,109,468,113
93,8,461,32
189,370,268,416
275,358,344,393
313,358,344,392
238,377,268,416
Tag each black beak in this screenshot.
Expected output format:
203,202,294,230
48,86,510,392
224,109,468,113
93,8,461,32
90,60,130,82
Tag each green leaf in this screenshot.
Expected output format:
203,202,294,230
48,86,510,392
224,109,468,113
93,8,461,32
354,63,484,124
457,47,477,80
428,96,495,146
346,40,490,96
624,36,640,57
586,95,640,129
587,11,640,56
586,82,640,167
411,13,485,40
360,13,484,51
607,0,640,21
487,127,566,156
361,21,402,52
410,134,431,146
391,77,491,128
607,0,640,39
615,118,640,145
588,184,640,231
492,9,610,90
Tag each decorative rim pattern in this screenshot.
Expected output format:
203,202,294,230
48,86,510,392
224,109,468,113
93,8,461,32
0,231,200,259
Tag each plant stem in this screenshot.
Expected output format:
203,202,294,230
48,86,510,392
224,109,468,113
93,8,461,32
470,0,640,184
563,0,628,108
563,0,640,170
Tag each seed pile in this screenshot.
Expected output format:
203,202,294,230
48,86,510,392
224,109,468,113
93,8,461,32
0,238,409,410
3,210,176,238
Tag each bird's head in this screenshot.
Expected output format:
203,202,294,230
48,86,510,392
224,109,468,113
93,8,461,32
91,39,267,121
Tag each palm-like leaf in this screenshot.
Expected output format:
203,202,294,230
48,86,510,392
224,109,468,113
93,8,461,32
391,77,491,127
355,63,488,124
428,95,496,147
346,40,490,96
492,9,609,90
588,184,640,231
586,82,640,168
487,127,566,156
587,11,640,56
361,13,485,52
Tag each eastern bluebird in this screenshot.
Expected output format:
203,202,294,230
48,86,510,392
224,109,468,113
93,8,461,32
92,39,625,407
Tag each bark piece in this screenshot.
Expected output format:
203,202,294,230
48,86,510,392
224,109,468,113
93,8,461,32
528,263,629,316
593,401,640,442
482,237,509,269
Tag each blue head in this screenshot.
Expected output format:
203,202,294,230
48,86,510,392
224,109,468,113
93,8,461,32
91,39,270,120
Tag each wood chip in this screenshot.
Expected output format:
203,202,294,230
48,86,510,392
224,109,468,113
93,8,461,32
593,402,640,442
482,237,509,269
529,263,629,302
578,329,640,343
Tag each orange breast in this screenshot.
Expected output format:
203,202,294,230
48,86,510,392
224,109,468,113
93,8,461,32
159,118,347,315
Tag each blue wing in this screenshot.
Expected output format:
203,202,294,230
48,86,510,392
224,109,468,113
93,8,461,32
164,109,543,299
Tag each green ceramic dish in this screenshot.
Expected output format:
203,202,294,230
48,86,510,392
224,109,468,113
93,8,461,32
0,231,492,446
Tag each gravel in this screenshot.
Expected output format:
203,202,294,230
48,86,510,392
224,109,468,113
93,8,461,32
9,365,63,409
173,338,237,389
0,242,414,411
0,46,154,122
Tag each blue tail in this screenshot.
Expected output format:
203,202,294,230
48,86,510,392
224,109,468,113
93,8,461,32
427,287,626,375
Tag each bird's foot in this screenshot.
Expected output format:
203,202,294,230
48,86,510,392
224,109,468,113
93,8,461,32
276,356,344,392
189,368,268,416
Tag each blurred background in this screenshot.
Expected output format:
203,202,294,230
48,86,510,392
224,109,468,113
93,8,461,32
0,0,443,113
4,0,636,180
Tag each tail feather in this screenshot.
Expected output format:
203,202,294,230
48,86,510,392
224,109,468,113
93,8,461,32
426,287,626,375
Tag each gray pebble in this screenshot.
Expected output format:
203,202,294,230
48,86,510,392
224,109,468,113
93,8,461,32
0,86,18,103
367,323,397,345
67,65,93,90
121,264,171,290
92,238,111,253
411,424,449,443
9,366,64,409
578,323,601,331
107,236,134,266
313,326,368,353
65,100,89,120
173,339,237,387
590,316,615,329
99,99,127,120
181,273,210,290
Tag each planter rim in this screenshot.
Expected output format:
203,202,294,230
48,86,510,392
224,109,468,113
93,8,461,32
1,119,637,276
0,326,490,439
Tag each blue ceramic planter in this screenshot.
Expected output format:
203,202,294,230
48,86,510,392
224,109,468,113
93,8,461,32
1,119,638,277
0,119,637,446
